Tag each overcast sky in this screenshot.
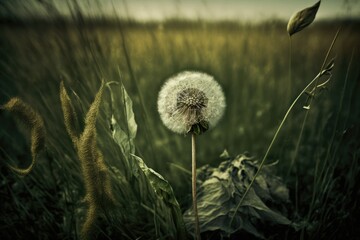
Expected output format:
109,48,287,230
111,0,360,21
2,0,360,22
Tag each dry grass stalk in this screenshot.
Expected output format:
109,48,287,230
1,97,46,175
60,81,115,240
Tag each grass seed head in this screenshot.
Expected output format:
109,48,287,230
1,97,46,175
60,81,115,239
60,81,79,145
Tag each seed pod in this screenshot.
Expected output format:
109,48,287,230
287,1,321,36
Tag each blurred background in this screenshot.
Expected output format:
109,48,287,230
0,0,359,239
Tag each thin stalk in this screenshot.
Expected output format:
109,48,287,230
320,49,354,182
295,174,299,216
287,111,308,177
326,49,355,177
303,29,341,222
308,47,354,226
287,36,296,193
230,71,322,226
192,133,201,240
287,29,340,230
289,36,292,103
289,28,340,176
230,28,340,230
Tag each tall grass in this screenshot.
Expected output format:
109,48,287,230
0,4,360,239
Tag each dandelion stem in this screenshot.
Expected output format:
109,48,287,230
191,133,201,240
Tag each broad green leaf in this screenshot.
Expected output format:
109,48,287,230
107,82,137,155
184,153,291,238
107,82,140,177
111,115,139,176
132,154,186,239
106,81,185,238
121,83,137,142
242,188,291,225
287,1,321,36
133,154,181,207
110,115,128,153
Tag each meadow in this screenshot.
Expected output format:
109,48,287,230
0,14,359,239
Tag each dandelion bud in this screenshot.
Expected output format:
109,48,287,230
157,71,226,135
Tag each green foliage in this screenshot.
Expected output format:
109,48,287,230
184,153,291,239
107,82,138,176
107,82,187,239
0,12,359,240
134,154,187,238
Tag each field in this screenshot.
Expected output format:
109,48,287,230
1,15,360,240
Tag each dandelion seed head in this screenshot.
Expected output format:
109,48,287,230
177,88,208,109
157,71,226,134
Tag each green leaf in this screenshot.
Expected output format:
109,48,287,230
287,1,321,36
133,155,177,205
242,188,291,226
107,82,139,178
110,115,139,176
105,81,186,238
184,154,291,238
120,83,137,142
107,82,137,155
132,154,187,239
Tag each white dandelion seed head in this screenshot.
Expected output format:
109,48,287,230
157,71,226,135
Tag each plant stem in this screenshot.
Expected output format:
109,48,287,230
192,133,201,240
290,28,340,177
230,71,322,226
289,36,292,103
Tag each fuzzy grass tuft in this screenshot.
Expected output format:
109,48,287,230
1,97,46,176
60,81,115,239
60,81,79,145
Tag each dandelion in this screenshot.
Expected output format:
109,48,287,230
157,71,226,239
158,71,225,135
